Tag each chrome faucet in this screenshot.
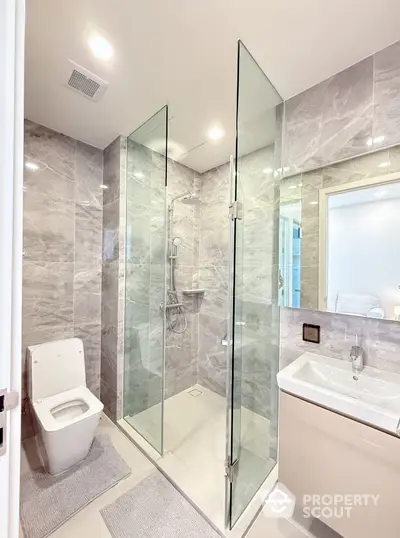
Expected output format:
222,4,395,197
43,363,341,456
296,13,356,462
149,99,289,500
350,335,364,373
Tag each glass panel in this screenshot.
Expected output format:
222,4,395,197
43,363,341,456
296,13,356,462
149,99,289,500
228,42,283,527
123,106,168,454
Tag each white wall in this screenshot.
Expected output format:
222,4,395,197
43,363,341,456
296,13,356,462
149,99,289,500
327,197,400,319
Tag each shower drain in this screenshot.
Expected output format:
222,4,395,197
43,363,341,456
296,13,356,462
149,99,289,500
188,389,202,397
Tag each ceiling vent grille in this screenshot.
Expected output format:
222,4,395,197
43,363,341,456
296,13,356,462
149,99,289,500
64,60,108,102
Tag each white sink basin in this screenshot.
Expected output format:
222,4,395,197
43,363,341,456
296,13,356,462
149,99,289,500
277,352,400,436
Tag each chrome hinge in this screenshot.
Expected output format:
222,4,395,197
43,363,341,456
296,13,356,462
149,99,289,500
225,459,239,483
229,201,243,220
0,389,19,457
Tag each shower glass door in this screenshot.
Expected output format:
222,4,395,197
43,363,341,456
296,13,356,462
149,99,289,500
226,41,283,527
123,106,168,454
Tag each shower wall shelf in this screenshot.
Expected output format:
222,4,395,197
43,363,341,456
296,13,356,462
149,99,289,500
182,289,205,296
160,303,184,310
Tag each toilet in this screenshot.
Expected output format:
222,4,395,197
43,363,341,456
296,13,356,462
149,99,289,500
28,337,103,475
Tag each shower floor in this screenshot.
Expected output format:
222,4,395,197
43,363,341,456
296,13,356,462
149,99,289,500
121,384,275,532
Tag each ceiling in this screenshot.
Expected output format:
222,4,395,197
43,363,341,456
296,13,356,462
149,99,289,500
25,0,400,172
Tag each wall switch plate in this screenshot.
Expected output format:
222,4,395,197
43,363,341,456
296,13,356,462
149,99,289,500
303,323,320,344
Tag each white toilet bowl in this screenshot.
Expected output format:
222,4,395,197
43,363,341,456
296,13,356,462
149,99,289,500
28,338,103,475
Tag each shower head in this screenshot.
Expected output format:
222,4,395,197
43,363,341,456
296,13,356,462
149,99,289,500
181,193,200,205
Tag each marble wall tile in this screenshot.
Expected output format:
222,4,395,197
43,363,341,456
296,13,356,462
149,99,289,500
22,121,103,438
322,147,390,187
197,312,228,396
101,136,129,421
283,39,400,176
103,138,121,204
280,307,400,377
24,119,75,180
75,140,103,208
23,159,74,262
373,40,400,149
23,197,75,262
74,203,102,265
22,261,74,349
284,57,374,175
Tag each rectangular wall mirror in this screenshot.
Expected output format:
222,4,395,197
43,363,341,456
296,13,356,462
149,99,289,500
279,147,400,322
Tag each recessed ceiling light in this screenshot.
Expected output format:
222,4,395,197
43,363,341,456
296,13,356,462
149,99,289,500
25,161,39,171
88,34,114,61
309,201,318,205
378,161,390,168
100,184,108,189
208,127,224,141
134,172,144,179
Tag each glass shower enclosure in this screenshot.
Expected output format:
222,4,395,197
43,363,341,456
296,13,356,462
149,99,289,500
226,41,283,527
120,42,283,533
123,106,168,454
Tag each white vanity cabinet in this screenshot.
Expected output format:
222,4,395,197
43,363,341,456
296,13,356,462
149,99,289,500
279,392,400,538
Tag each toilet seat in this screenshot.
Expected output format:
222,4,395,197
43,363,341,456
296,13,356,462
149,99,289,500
33,386,103,433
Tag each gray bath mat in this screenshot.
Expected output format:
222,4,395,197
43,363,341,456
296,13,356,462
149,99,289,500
20,434,131,538
101,472,220,538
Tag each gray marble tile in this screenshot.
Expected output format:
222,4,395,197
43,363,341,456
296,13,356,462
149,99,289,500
103,137,122,204
373,40,400,149
74,291,101,324
74,263,101,295
75,140,103,208
75,203,102,265
322,147,390,187
23,157,75,200
280,307,400,376
197,312,227,396
24,120,75,180
74,322,101,397
284,57,374,175
199,209,229,266
23,184,74,262
22,261,74,348
103,200,120,262
102,261,119,328
198,265,228,319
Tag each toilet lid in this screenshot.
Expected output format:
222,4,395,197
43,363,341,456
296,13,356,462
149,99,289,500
28,338,86,401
